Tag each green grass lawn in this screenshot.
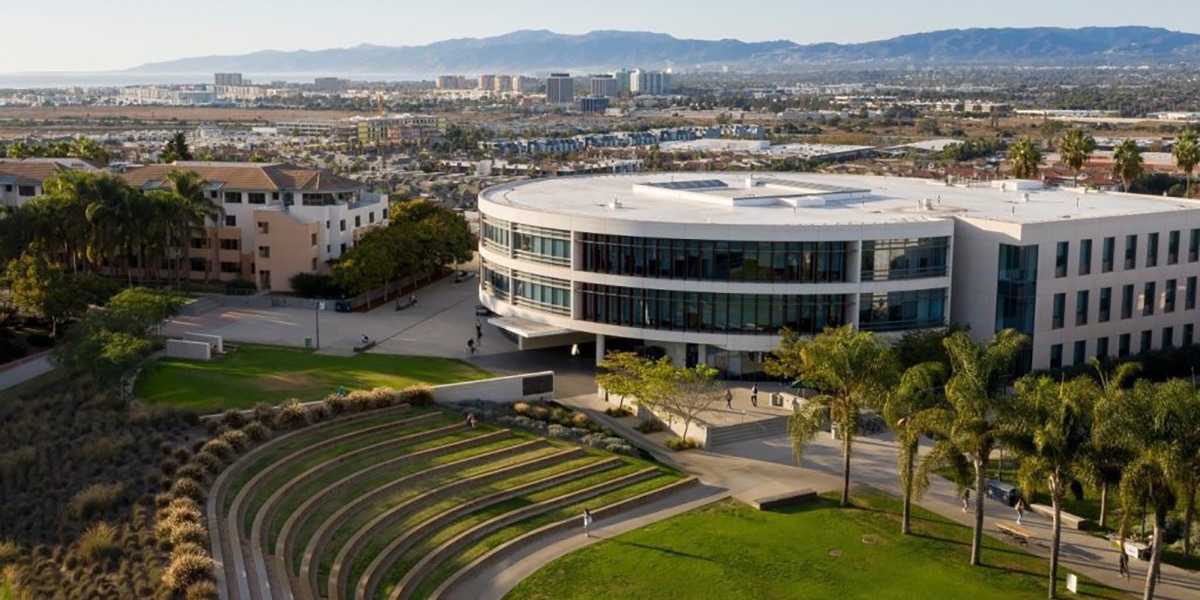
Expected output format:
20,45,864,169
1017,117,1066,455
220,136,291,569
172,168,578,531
507,493,1126,600
136,344,492,412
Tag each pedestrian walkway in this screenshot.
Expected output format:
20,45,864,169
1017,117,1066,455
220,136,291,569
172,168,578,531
0,352,53,393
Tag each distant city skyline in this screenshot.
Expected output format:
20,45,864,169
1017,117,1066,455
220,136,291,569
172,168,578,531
5,0,1200,73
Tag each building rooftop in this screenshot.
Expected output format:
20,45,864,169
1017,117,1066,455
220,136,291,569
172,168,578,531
0,158,102,185
480,172,1200,227
121,162,361,192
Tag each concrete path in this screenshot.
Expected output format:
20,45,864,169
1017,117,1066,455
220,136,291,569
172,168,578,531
0,352,53,393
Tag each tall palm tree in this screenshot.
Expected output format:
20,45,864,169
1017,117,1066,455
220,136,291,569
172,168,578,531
1173,129,1200,198
883,361,946,535
165,170,222,287
1058,127,1096,188
1085,358,1140,529
84,175,143,284
1113,138,1145,193
1007,137,1043,180
917,328,1028,566
1002,375,1096,599
765,325,899,507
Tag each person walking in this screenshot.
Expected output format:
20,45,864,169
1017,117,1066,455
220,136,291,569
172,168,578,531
750,384,758,407
582,508,593,538
465,412,477,428
475,318,483,340
1118,550,1130,580
571,343,580,358
467,338,476,355
725,388,733,409
1014,497,1025,525
410,294,417,306
961,488,971,512
361,334,370,346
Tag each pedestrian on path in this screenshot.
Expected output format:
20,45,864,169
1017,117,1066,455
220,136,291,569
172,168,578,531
1014,497,1025,525
476,318,483,339
571,344,580,358
467,339,476,355
361,334,370,346
410,294,417,306
725,388,733,409
961,488,971,512
1118,551,1129,580
750,384,758,407
582,508,593,538
466,412,476,428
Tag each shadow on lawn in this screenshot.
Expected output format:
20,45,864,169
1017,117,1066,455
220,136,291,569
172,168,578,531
608,540,717,563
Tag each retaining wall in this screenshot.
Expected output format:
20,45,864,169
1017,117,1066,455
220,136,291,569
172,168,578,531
166,339,211,361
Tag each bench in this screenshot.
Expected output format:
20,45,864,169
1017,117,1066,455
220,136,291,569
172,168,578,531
1029,503,1090,530
746,489,817,511
353,341,377,353
997,522,1034,545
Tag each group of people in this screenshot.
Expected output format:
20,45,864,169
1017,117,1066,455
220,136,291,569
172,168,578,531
467,318,483,355
722,385,759,409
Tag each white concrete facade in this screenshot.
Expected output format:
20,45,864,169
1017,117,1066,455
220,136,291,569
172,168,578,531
479,173,1200,373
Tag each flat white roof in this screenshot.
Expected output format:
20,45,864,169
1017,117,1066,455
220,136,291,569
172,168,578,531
480,173,1200,227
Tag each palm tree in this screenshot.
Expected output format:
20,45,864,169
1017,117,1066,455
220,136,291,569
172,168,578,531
1058,127,1096,188
67,136,110,164
883,361,946,535
1097,379,1200,600
165,170,222,287
765,325,899,507
1113,138,1145,193
1086,358,1141,529
1007,137,1043,180
917,328,1028,566
1173,129,1200,198
1002,375,1096,598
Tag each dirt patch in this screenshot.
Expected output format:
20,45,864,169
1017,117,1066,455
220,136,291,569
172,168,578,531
250,372,320,392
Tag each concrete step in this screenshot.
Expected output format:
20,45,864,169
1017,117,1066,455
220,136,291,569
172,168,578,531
181,296,221,316
707,416,788,448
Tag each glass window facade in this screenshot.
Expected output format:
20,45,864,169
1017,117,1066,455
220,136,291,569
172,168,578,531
1119,333,1131,357
1073,340,1087,366
1185,324,1195,347
1102,237,1115,272
1075,290,1089,326
995,244,1038,334
579,234,852,283
1191,229,1200,262
513,224,571,267
1168,230,1180,265
481,259,511,300
1147,232,1159,268
481,215,511,252
1125,235,1138,270
1188,276,1198,311
512,271,571,315
1055,241,1069,278
579,284,849,335
1050,344,1063,369
858,288,947,332
1121,284,1134,319
1141,330,1153,353
1078,239,1092,275
1099,287,1112,322
861,237,950,281
1144,282,1156,316
1165,279,1177,313
1097,336,1109,359
1052,293,1066,329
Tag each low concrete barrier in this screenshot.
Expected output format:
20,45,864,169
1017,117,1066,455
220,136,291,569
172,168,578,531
1030,503,1090,530
166,339,211,360
746,489,817,511
431,371,554,404
183,332,224,353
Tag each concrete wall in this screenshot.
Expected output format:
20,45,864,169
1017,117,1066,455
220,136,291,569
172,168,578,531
431,371,555,404
183,332,224,353
634,402,710,447
166,339,212,361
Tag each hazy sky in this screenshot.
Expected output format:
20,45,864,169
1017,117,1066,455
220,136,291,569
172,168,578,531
5,0,1200,72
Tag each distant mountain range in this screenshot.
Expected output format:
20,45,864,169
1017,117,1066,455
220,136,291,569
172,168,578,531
128,27,1200,75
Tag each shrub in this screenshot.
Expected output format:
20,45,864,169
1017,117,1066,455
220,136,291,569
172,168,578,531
172,447,192,464
160,458,180,476
166,522,207,547
77,523,122,565
185,580,220,600
171,542,208,558
174,464,210,486
634,420,664,434
308,403,331,423
569,412,591,428
220,430,250,452
251,402,277,426
664,437,702,451
191,451,225,475
199,439,235,463
513,401,531,414
604,406,633,418
219,409,248,430
546,424,575,440
70,482,127,519
399,386,434,407
170,477,206,504
274,400,310,430
323,394,350,416
163,553,215,592
0,540,20,566
242,422,270,443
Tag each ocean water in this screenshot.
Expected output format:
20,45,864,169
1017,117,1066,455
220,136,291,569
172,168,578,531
0,72,433,89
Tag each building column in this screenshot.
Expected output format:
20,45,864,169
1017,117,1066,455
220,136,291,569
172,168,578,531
595,334,606,366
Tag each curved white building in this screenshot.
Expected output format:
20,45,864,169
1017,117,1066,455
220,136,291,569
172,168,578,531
479,172,1200,375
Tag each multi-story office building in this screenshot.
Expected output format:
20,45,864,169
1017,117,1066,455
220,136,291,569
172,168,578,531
590,75,618,98
578,96,610,113
611,69,633,94
478,173,1200,375
630,69,669,95
477,74,496,91
353,115,449,143
546,73,575,106
494,75,513,92
513,75,540,94
214,73,243,86
313,77,348,93
435,75,470,90
121,162,388,292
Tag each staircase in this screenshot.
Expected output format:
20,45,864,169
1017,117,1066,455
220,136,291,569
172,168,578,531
705,416,789,448
180,296,221,316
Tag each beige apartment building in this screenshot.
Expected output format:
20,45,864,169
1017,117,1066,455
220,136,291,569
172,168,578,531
121,162,388,292
0,158,102,207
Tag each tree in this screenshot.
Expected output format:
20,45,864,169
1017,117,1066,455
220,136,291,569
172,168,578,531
1058,127,1096,188
596,351,650,410
1007,137,1042,180
1096,379,1200,600
1086,358,1141,529
765,325,899,507
916,329,1028,566
1002,375,1096,598
161,132,193,163
1113,138,1145,193
68,137,110,164
1039,119,1066,149
658,364,723,441
4,249,89,336
1173,128,1200,198
883,361,946,535
165,170,223,286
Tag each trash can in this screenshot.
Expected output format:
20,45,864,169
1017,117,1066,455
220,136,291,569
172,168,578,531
771,392,784,407
986,479,1020,507
305,337,312,349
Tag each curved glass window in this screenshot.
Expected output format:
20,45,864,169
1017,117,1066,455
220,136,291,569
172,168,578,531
860,237,949,281
858,288,947,332
513,271,571,316
580,284,848,335
513,224,571,267
481,214,510,252
580,234,850,283
481,259,510,300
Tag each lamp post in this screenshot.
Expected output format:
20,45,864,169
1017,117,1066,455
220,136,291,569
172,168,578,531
315,301,324,349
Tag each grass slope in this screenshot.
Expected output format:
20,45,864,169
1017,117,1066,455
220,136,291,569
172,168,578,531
136,344,491,412
507,493,1126,600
